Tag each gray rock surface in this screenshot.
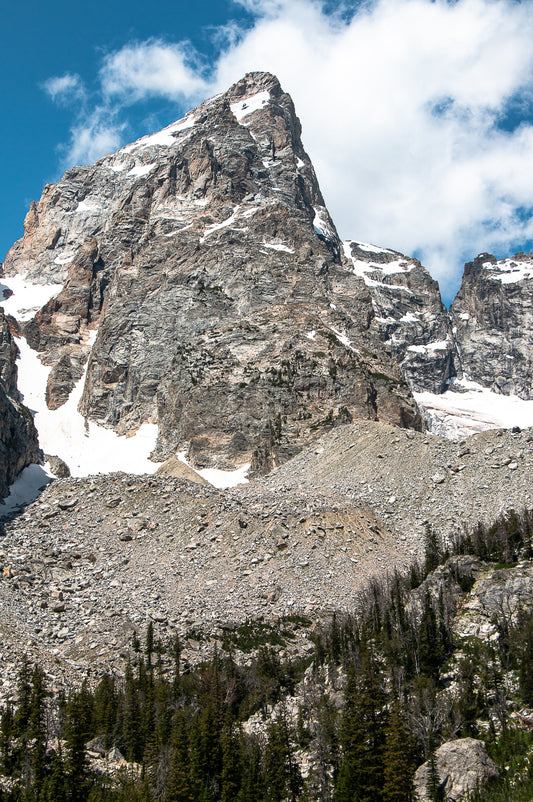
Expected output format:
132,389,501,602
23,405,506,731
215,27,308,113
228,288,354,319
0,471,411,696
414,738,498,801
261,420,533,548
342,241,456,393
450,252,533,398
3,72,422,472
0,309,42,499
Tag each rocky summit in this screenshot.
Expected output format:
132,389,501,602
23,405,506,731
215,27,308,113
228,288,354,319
2,71,421,475
450,251,533,398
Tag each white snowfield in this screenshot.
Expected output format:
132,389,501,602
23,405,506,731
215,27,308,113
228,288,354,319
342,241,415,289
415,380,533,439
1,274,63,321
177,452,249,489
120,115,196,154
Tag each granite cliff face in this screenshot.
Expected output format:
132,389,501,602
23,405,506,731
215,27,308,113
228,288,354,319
3,72,422,472
0,309,42,498
450,252,533,398
342,241,456,394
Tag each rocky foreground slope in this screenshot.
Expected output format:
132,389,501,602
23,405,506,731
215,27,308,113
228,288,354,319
0,418,531,701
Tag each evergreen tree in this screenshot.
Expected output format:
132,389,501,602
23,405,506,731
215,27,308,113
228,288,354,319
28,665,47,796
335,655,387,802
165,712,194,802
382,700,415,802
221,723,242,802
263,713,301,802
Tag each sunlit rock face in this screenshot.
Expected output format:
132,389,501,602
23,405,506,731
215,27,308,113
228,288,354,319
342,241,456,395
450,252,533,399
3,71,422,473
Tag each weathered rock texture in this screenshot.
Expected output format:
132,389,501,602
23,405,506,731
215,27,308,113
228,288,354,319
450,252,533,398
342,241,456,394
414,738,498,801
4,72,422,471
0,309,41,497
261,421,533,549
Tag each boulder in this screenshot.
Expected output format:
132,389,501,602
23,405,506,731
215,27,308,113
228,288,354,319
414,738,498,801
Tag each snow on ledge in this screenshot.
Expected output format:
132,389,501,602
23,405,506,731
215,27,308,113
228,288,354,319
15,336,162,478
1,275,63,322
177,451,249,489
230,90,270,122
0,464,53,519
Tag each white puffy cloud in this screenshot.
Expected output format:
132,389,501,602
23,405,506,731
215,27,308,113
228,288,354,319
63,111,125,167
100,39,208,102
43,0,533,298
212,0,533,296
42,73,85,104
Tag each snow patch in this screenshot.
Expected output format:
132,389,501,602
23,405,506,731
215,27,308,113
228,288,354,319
0,464,53,518
313,206,336,242
329,327,360,353
482,258,533,284
121,115,196,153
177,451,249,489
76,200,100,213
128,163,156,177
306,330,316,340
1,275,63,322
415,385,533,439
349,240,394,255
407,340,449,354
230,90,270,122
262,242,294,253
14,336,162,478
53,252,76,266
199,206,258,243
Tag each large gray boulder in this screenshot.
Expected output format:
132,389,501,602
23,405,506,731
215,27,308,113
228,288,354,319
414,738,498,801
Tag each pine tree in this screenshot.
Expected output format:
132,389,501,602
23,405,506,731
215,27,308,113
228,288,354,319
221,723,242,802
382,700,415,802
263,713,301,802
426,736,443,802
335,655,387,802
165,711,194,802
28,665,47,796
122,662,142,762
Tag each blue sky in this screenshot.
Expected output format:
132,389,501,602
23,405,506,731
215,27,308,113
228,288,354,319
4,0,533,304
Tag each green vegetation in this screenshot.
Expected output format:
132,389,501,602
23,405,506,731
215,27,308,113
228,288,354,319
1,509,533,800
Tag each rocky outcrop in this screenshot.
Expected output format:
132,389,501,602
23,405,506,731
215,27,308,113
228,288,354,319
342,241,456,394
450,252,533,398
413,738,498,801
0,384,41,499
0,309,19,399
0,308,42,499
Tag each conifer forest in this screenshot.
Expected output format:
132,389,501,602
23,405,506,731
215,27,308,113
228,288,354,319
2,508,533,801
